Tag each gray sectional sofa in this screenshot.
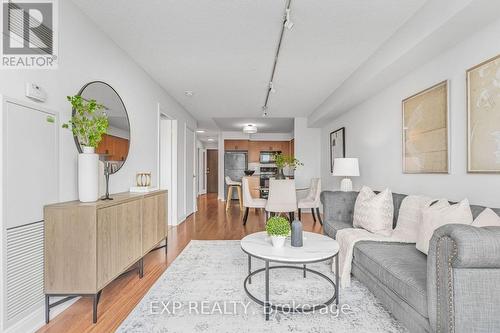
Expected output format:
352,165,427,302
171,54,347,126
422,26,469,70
321,191,500,333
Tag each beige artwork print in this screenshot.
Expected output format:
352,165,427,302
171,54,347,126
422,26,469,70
468,56,500,172
403,82,448,173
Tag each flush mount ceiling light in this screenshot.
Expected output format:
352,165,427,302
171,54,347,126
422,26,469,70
207,138,215,142
184,90,194,96
243,124,258,134
195,129,205,133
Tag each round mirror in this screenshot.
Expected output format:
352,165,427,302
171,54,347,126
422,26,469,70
74,81,130,174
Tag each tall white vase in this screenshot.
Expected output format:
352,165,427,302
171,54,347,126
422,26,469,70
78,146,99,202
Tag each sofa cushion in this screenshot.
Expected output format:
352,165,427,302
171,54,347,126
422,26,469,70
353,186,394,236
323,220,352,239
353,241,428,318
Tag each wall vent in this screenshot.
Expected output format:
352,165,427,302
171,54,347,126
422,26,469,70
5,221,44,323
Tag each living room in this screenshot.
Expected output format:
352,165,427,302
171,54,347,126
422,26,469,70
1,1,499,333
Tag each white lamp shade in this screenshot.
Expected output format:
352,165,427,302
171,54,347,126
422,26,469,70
332,158,360,177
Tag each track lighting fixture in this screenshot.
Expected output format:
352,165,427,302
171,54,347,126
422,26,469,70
262,106,268,117
284,9,294,30
269,82,276,93
260,0,292,118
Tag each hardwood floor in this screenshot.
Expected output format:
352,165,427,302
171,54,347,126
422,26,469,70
37,193,323,333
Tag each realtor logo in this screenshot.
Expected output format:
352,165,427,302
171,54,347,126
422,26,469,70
1,0,58,69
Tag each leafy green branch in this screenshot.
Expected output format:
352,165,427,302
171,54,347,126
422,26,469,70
62,95,109,148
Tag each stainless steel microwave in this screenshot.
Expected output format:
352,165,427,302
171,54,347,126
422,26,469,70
259,151,281,164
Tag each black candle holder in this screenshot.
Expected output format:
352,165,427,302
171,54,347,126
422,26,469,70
102,162,113,200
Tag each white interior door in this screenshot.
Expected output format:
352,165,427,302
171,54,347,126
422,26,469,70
159,114,178,226
198,148,207,195
185,127,195,216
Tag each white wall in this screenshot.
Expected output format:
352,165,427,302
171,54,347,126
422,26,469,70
0,1,196,331
294,117,321,190
321,17,500,208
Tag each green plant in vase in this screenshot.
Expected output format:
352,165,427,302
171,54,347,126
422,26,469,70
62,95,109,152
266,216,290,248
273,153,303,179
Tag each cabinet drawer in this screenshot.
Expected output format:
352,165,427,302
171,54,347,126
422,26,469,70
97,200,142,289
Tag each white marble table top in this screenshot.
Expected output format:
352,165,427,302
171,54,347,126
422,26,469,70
240,231,339,263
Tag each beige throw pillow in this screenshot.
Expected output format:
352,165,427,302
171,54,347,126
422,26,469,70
416,199,473,255
353,186,394,236
392,195,434,243
472,208,500,227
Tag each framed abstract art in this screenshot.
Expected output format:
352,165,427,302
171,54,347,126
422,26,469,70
467,54,500,173
402,81,449,173
330,127,345,174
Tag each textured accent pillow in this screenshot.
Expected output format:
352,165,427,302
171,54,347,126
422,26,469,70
353,186,394,236
472,208,500,227
392,195,434,242
416,199,473,255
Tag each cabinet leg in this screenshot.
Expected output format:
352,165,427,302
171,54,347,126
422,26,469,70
45,295,50,323
93,291,101,324
139,258,144,278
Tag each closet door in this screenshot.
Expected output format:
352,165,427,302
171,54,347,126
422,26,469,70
3,101,58,328
3,101,58,228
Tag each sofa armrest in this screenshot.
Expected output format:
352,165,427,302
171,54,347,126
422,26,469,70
320,191,358,224
427,224,500,333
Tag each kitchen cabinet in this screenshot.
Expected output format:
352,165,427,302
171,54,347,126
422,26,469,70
247,140,293,162
224,140,249,151
248,141,260,163
96,134,129,161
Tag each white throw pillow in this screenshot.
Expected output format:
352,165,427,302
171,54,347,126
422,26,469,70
472,208,500,227
416,199,473,255
353,186,394,236
392,195,434,243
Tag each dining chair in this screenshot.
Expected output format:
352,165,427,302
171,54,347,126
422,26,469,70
265,179,297,221
297,178,322,225
225,176,243,211
241,177,267,225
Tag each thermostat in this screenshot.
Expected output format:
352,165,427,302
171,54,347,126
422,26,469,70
25,82,47,102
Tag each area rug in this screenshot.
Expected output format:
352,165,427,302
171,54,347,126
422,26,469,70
117,240,408,333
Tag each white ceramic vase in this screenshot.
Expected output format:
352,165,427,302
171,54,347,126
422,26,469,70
78,146,99,202
271,235,286,248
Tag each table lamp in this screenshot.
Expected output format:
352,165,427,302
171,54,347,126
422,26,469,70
332,158,359,192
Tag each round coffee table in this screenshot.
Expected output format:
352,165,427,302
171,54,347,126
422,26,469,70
240,231,339,320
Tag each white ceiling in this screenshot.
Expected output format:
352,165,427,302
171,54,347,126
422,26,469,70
72,0,427,132
213,117,294,133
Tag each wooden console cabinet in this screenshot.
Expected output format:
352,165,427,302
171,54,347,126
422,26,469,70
43,190,167,323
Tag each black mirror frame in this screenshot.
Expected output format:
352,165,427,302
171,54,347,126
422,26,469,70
72,81,131,174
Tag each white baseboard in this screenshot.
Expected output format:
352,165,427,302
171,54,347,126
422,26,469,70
4,297,79,333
